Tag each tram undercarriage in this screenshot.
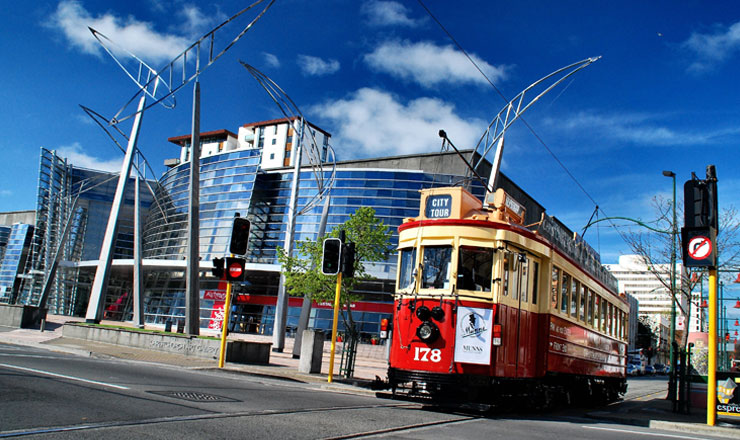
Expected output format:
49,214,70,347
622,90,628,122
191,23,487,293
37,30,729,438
386,368,626,410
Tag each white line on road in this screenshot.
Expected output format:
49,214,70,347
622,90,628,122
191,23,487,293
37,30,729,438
0,362,129,390
583,425,711,439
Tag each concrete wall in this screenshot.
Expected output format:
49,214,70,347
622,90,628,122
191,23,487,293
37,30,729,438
62,323,270,364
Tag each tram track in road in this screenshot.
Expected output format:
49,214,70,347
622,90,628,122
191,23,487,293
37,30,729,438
320,415,479,440
0,402,425,438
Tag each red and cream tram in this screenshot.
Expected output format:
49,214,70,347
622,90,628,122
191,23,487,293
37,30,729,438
387,186,628,407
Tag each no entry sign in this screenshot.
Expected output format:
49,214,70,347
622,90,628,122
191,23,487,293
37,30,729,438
682,227,717,268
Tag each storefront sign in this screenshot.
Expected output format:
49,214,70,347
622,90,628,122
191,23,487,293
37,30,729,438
454,306,492,365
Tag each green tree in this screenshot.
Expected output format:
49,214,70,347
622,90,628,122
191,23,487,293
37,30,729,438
277,207,394,334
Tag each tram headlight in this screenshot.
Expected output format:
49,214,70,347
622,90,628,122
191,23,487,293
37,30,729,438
415,305,431,321
416,321,440,343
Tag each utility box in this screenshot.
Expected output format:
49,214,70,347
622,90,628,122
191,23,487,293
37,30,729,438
299,329,325,374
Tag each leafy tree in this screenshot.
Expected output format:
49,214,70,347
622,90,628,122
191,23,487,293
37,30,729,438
623,195,740,351
277,207,394,334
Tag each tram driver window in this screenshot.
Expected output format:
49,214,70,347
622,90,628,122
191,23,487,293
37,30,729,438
421,245,452,290
457,246,493,292
397,248,416,291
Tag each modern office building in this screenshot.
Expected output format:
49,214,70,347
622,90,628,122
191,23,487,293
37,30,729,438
3,117,610,342
605,254,701,362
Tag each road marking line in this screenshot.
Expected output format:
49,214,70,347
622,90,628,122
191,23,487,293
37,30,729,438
583,425,709,439
0,363,129,390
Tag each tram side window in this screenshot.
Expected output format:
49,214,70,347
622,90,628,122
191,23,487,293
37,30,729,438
579,286,587,322
550,266,560,309
587,289,594,326
520,258,529,303
531,261,539,305
507,253,520,300
600,299,607,332
570,279,579,317
593,295,600,330
607,303,614,336
560,273,570,314
398,248,417,291
421,245,452,289
457,246,493,292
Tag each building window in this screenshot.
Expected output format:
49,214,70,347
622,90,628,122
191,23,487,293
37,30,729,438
269,153,275,160
271,139,276,145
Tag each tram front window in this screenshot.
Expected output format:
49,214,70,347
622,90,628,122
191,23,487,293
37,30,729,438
398,248,416,291
421,245,452,290
457,246,493,292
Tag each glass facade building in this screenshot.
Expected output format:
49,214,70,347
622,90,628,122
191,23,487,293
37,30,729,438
3,122,553,341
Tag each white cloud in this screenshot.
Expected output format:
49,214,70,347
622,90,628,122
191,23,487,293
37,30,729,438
49,0,190,64
0,190,12,197
312,88,485,158
177,4,222,37
551,112,740,146
682,21,740,73
263,52,280,68
297,55,340,76
361,1,423,27
55,143,123,173
364,40,510,88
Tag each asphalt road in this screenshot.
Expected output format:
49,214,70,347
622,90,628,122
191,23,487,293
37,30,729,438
0,344,726,439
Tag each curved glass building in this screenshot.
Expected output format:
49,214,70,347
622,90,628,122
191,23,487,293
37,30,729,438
8,117,555,342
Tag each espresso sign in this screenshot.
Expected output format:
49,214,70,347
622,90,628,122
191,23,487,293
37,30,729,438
425,195,452,218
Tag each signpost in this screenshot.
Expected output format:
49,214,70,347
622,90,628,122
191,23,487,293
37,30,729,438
681,166,721,426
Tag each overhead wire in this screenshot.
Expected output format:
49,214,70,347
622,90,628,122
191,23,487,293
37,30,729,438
416,0,634,251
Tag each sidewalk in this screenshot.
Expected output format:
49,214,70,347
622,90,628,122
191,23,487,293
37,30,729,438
1,315,739,438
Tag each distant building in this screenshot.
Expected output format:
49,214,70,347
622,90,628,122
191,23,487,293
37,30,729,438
605,254,702,362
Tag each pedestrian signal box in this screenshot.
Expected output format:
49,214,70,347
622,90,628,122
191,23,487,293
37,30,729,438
341,241,355,279
212,257,225,278
229,217,251,255
322,238,342,275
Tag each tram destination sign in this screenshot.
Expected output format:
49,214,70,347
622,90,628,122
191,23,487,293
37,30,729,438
425,194,452,219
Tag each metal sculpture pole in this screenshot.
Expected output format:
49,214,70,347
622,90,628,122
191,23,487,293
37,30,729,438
185,80,202,335
85,95,146,323
273,118,305,352
292,195,331,358
132,158,144,327
84,2,274,329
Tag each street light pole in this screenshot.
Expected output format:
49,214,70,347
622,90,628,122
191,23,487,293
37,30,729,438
663,170,678,405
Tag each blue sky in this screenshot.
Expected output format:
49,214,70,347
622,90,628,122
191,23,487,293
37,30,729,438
1,0,739,277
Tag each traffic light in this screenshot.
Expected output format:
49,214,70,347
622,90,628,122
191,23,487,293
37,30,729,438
225,257,246,282
212,257,225,278
229,216,251,255
683,166,718,231
341,241,355,278
321,238,342,275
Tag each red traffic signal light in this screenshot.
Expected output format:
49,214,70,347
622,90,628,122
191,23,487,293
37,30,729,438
225,257,246,282
229,216,251,255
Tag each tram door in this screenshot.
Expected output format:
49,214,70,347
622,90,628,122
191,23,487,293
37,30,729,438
501,248,538,378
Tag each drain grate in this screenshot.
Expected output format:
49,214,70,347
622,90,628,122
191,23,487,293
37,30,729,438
148,390,239,402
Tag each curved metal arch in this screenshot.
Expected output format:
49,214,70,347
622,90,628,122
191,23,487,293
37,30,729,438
79,105,169,224
89,28,176,111
471,56,601,192
240,61,337,215
101,0,276,125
